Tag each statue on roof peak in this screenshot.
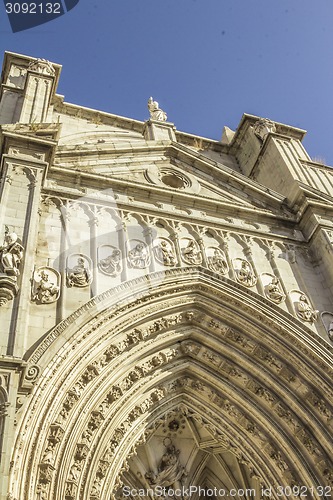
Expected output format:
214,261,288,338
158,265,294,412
148,97,167,122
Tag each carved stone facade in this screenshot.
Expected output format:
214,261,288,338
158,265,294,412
0,52,333,500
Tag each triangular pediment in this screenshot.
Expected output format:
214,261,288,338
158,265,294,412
53,133,292,218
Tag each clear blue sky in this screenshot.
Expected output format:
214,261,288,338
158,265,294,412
0,0,332,164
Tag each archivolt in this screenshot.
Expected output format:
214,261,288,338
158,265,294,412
9,268,333,499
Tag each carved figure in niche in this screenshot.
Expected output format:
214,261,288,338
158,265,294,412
266,277,285,303
236,260,256,287
68,461,81,482
145,440,185,488
31,269,60,303
36,483,49,500
154,239,176,266
0,227,24,278
207,248,228,274
296,295,318,323
67,256,92,287
42,443,55,465
91,476,102,496
181,239,202,265
148,97,167,122
128,242,150,269
98,248,121,276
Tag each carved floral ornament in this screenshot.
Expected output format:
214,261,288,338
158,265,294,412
28,58,55,76
253,118,276,142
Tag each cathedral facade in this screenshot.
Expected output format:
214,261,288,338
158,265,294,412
0,52,332,500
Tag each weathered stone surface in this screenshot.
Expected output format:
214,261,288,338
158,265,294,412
0,52,333,500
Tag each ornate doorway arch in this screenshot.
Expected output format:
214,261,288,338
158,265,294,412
9,268,333,499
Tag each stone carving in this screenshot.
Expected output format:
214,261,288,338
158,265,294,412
234,259,257,287
28,58,55,76
262,274,285,303
207,247,228,274
0,227,24,278
98,245,122,276
145,439,185,487
31,267,60,304
253,118,276,141
181,238,202,265
321,312,333,341
67,254,92,287
127,240,150,269
293,293,318,323
328,320,333,341
148,97,167,122
153,238,176,266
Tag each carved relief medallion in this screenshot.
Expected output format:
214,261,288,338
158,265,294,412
206,247,228,274
31,267,60,304
98,245,122,276
153,238,176,266
67,254,92,287
261,274,285,303
234,259,257,287
290,290,318,323
180,238,202,265
127,240,150,269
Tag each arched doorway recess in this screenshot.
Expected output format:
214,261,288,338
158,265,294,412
9,268,333,499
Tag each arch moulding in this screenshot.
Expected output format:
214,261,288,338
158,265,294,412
10,268,333,500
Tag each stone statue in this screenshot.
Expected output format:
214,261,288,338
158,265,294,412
266,277,285,303
0,227,24,278
99,249,122,276
154,240,176,266
148,97,167,122
207,249,228,274
128,242,150,269
236,260,256,287
67,257,92,287
182,240,201,265
296,295,318,322
146,442,185,488
32,269,60,303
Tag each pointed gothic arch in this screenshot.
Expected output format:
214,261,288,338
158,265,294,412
9,268,333,499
